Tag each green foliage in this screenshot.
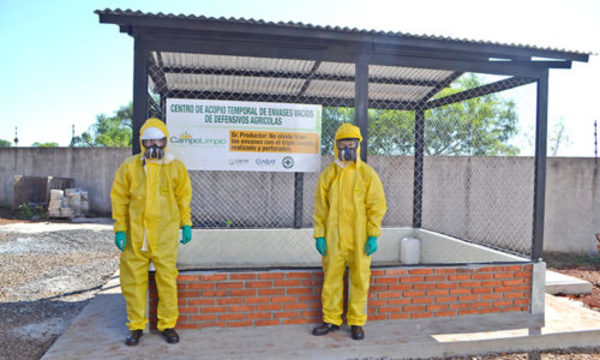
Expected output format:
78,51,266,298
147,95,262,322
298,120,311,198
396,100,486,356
0,139,12,147
321,74,519,156
32,142,59,147
72,102,133,147
16,202,46,219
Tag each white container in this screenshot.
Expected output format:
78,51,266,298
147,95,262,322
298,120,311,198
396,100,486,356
401,237,420,264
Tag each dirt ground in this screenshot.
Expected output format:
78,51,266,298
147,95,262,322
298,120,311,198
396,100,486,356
1,209,599,360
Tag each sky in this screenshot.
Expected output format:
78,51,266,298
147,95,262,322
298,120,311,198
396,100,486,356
0,0,599,156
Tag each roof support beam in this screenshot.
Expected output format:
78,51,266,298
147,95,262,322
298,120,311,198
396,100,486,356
132,38,149,155
297,60,321,97
425,76,536,109
532,71,549,261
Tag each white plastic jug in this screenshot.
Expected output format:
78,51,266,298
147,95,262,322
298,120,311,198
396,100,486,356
401,237,420,264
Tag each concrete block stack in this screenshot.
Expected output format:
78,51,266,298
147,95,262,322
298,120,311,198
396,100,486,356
48,188,89,219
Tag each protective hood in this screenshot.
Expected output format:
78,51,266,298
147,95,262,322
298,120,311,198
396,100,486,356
334,123,363,165
139,118,168,153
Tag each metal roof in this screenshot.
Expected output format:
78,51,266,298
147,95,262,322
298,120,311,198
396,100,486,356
97,9,589,107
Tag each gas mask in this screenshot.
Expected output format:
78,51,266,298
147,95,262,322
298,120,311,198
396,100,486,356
144,143,165,160
337,139,359,162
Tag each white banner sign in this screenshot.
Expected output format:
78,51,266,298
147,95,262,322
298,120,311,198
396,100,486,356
166,99,322,172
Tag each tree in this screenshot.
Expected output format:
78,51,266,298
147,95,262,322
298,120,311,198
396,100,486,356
32,142,59,147
0,139,11,147
549,117,570,157
72,102,133,147
321,74,519,156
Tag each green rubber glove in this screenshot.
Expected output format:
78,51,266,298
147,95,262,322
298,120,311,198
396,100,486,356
115,231,126,252
315,237,327,256
366,236,378,256
181,225,192,244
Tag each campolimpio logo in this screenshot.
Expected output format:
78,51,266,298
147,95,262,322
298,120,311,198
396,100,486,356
170,131,226,146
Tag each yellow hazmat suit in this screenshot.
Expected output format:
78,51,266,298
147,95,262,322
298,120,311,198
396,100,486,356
111,118,192,331
313,123,387,326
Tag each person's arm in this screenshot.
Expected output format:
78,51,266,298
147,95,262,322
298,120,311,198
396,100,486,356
110,162,131,234
365,170,386,237
174,161,193,228
313,167,332,239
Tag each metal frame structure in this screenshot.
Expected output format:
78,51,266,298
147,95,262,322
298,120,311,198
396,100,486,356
97,9,589,262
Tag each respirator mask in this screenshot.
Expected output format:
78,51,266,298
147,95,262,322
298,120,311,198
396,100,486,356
337,138,359,162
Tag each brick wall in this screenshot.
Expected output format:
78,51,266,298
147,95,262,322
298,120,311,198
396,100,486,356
148,264,532,329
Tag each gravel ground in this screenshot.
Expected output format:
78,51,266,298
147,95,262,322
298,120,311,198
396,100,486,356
1,216,599,360
0,220,119,360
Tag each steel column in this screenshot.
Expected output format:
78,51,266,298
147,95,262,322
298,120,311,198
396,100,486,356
412,108,425,228
532,71,549,261
132,38,149,155
355,60,369,162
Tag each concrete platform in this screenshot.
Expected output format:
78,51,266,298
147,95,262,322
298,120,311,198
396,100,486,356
42,271,600,360
545,270,594,295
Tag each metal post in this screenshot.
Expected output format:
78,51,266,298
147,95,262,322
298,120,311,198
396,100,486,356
355,60,369,162
532,71,549,261
293,173,303,228
132,38,149,155
413,108,425,228
594,120,597,164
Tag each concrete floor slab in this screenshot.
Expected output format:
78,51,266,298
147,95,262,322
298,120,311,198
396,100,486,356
42,272,600,360
545,270,593,295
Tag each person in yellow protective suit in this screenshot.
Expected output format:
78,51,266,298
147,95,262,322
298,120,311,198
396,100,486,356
312,123,386,340
111,118,192,346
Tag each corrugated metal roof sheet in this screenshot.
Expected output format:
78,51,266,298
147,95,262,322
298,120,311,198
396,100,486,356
95,8,591,55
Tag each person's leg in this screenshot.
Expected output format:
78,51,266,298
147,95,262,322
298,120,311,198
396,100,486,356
346,252,371,327
320,251,347,326
120,249,151,332
152,251,179,333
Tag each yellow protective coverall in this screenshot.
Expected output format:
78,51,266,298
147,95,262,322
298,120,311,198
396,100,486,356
111,118,192,331
313,123,387,326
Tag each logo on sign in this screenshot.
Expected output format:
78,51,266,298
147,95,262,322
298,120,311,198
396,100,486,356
170,131,226,146
256,159,276,166
228,159,250,165
282,156,294,169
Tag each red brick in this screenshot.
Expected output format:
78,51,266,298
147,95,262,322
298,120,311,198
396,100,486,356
502,279,523,286
288,288,313,295
229,305,255,312
409,268,433,275
459,309,479,315
427,304,448,311
272,296,296,303
259,288,285,296
217,282,244,289
299,295,321,302
244,297,270,304
179,306,198,314
514,271,531,278
231,289,256,296
370,285,389,292
514,299,530,305
284,318,308,325
458,295,478,302
378,291,404,298
379,307,403,313
178,275,200,281
481,294,502,300
274,311,299,319
191,314,216,321
246,281,273,288
201,306,227,313
449,303,470,309
257,304,281,311
189,298,215,306
390,313,410,320
384,269,409,276
284,303,308,310
505,292,528,299
493,272,514,279
471,301,491,308
201,274,227,281
434,268,458,274
478,266,502,272
502,306,522,312
217,298,243,305
460,281,481,288
436,296,458,303
425,275,447,282
371,270,385,276
369,300,386,306
301,280,323,287
450,288,471,295
375,277,398,284
178,299,187,306
219,313,244,321
482,281,502,287
179,290,200,298
472,287,493,294
228,321,253,327
230,273,257,280
404,290,425,297
287,272,312,279
370,314,388,320
188,283,214,289
255,320,280,326
301,311,322,318
411,312,433,319
448,275,470,281
435,311,457,317
436,283,458,289
400,276,423,283
387,298,410,305
247,312,272,320
259,273,285,280
494,300,513,307
412,297,434,304
413,283,435,290
389,284,411,291
177,283,187,290
481,307,502,314
428,289,449,296
202,290,228,297
503,265,523,271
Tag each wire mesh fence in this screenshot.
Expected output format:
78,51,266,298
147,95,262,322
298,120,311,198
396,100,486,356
145,50,537,267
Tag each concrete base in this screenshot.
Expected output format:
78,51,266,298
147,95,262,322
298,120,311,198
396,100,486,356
42,271,600,360
545,270,594,295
